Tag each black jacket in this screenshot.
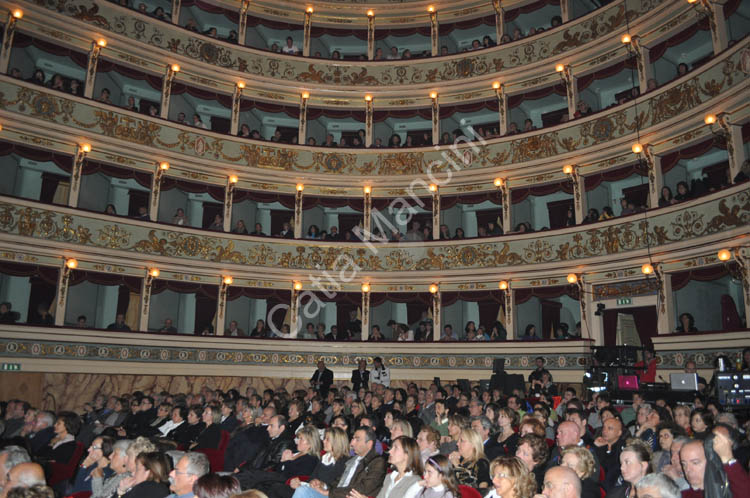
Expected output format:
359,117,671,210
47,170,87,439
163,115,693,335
168,421,205,446
311,368,334,398
250,428,294,471
117,480,169,498
27,426,56,457
351,369,369,391
224,425,268,472
193,423,222,450
220,414,240,433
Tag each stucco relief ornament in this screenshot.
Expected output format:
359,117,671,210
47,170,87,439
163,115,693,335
98,347,109,357
30,344,41,355
740,48,750,74
160,349,170,360
77,346,87,357
7,342,18,353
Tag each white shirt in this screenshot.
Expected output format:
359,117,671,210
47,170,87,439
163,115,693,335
282,44,299,54
339,456,362,487
159,419,183,436
371,366,391,387
380,471,421,498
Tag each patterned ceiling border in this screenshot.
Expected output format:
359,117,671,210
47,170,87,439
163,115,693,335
0,337,743,370
25,0,665,87
0,186,747,271
0,39,746,177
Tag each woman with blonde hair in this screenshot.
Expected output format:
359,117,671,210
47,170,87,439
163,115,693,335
560,445,601,498
448,428,491,491
486,456,537,498
286,427,350,497
279,425,321,476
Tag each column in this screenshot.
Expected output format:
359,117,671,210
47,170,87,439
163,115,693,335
68,144,89,208
187,197,203,227
138,270,155,332
224,176,236,232
303,7,313,57
178,293,196,334
361,287,370,341
429,7,438,57
631,37,653,95
709,2,728,54
495,84,507,136
0,11,21,74
431,92,440,146
237,0,250,46
506,285,516,339
718,114,747,182
171,0,182,25
216,277,229,336
294,186,303,239
643,144,663,209
493,0,504,44
500,182,511,234
95,285,119,329
367,11,375,60
54,260,73,327
560,0,571,23
462,208,478,238
576,276,591,341
432,188,440,240
432,289,441,341
230,83,243,136
561,65,577,120
289,285,300,337
150,163,168,222
654,265,675,334
84,41,104,100
299,92,309,145
363,186,372,241
160,64,178,120
569,167,586,224
365,95,373,147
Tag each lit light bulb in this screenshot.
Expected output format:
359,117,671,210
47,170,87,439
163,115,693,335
229,175,239,184
12,9,23,19
429,91,438,99
641,263,654,275
159,161,170,170
621,34,631,44
427,5,435,13
294,281,303,291
498,281,508,290
563,164,574,175
494,178,504,187
704,114,717,125
237,81,245,89
97,39,107,48
80,143,92,153
306,6,314,13
492,81,501,90
171,64,180,72
429,284,439,294
632,143,643,154
223,276,233,285
566,273,578,284
296,183,304,191
363,185,371,194
66,259,78,269
149,268,160,277
555,63,565,72
428,184,438,192
364,94,372,102
367,9,374,17
361,283,370,293
301,91,310,99
717,249,731,261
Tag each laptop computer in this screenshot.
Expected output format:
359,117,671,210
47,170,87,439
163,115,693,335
618,375,639,391
671,373,698,391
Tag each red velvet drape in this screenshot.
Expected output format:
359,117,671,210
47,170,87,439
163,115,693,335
660,137,725,173
160,178,225,202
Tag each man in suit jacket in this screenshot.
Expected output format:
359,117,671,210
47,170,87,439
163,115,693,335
311,360,334,398
351,359,369,392
307,426,386,498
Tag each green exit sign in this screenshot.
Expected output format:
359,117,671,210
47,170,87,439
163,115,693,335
616,298,632,305
1,363,21,371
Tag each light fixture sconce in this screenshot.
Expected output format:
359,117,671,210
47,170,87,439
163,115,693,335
296,183,304,192
229,175,239,184
222,276,233,285
631,143,643,154
429,284,439,294
361,283,371,293
566,273,578,284
293,281,303,291
498,281,508,290
149,268,160,277
66,259,78,269
159,161,170,170
717,249,731,261
641,263,654,275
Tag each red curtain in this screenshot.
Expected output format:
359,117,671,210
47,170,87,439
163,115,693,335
511,181,574,204
440,100,499,118
246,16,302,31
182,0,240,23
151,279,218,298
602,306,658,346
576,58,638,91
374,26,431,40
310,26,368,41
504,0,561,23
232,189,296,209
649,19,711,63
82,160,152,189
240,99,300,118
12,32,88,68
584,163,647,191
0,141,72,171
302,196,364,211
373,108,432,122
441,191,501,209
170,84,232,109
508,84,567,108
439,15,496,35
69,270,142,293
670,264,736,291
226,287,290,302
160,178,225,202
515,285,579,304
306,108,366,122
96,59,164,91
0,261,59,285
660,137,725,173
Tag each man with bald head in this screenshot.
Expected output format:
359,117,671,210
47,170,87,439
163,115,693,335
534,465,581,498
547,421,600,478
1,462,46,497
594,417,626,490
0,446,30,496
680,426,750,497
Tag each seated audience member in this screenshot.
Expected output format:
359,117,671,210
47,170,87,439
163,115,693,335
540,466,581,498
250,223,267,236
193,474,241,497
607,439,651,498
593,417,626,490
106,313,130,331
521,325,541,341
674,181,691,202
368,435,422,497
167,406,205,446
517,434,552,490
30,304,53,326
448,428,491,492
89,439,133,498
291,426,386,498
236,414,294,479
69,436,115,493
113,451,170,498
190,405,222,450
652,423,687,473
0,302,19,324
417,454,459,498
485,455,537,498
2,462,46,496
560,446,601,498
679,428,750,498
287,427,350,496
0,446,32,491
633,473,681,498
675,313,697,333
158,319,177,334
37,412,80,464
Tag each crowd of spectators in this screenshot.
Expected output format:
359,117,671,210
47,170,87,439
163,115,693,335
8,68,84,98
2,354,749,497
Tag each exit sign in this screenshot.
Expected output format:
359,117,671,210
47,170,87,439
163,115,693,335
1,363,21,371
616,298,632,305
